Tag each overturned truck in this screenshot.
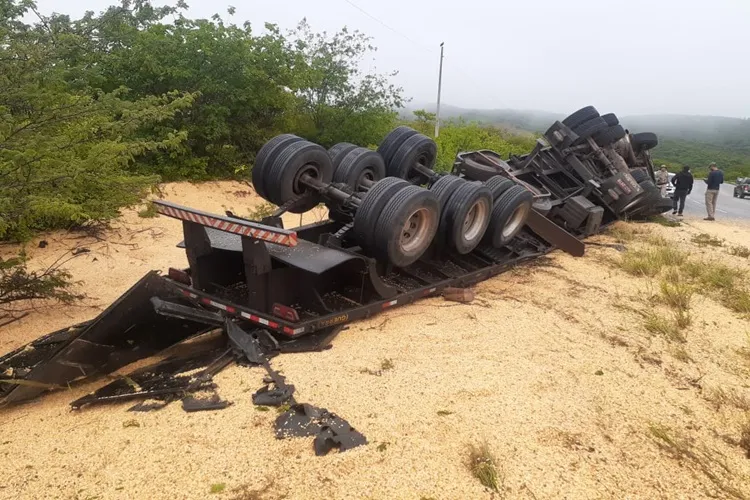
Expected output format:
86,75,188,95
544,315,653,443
1,106,668,410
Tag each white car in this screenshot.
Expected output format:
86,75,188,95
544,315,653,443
665,173,675,198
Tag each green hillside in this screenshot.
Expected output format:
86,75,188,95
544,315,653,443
651,139,750,180
407,106,750,180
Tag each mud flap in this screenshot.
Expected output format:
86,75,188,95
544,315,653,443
1,272,213,405
525,209,585,257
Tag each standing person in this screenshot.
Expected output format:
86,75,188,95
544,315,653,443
671,166,693,216
655,165,670,197
704,162,724,221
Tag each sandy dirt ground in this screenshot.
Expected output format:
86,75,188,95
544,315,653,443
1,182,750,500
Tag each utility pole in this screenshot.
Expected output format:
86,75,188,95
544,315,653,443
434,42,444,138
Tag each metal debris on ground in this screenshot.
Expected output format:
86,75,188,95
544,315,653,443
70,345,232,410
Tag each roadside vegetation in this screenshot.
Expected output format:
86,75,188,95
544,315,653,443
609,223,750,319
0,0,533,306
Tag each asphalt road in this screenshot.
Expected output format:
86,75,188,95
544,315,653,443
671,181,750,219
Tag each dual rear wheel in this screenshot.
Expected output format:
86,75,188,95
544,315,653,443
252,132,535,268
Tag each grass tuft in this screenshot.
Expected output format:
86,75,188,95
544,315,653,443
692,233,724,247
701,263,739,291
705,387,750,412
380,358,395,371
682,261,705,280
724,289,750,316
660,280,693,313
648,424,748,499
643,312,686,343
467,442,502,492
648,215,681,227
729,245,750,258
607,223,641,242
646,235,670,247
619,247,687,277
671,346,693,363
740,420,750,459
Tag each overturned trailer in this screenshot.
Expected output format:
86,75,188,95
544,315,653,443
0,106,668,410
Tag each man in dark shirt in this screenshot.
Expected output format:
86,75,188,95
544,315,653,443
671,166,694,216
704,162,724,221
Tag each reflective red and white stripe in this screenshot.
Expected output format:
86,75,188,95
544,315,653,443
155,202,298,247
180,289,304,336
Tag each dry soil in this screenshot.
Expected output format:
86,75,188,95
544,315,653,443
1,182,749,500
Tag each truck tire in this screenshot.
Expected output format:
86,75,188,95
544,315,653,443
600,113,619,126
378,126,419,168
631,132,658,152
430,175,465,211
485,176,514,200
353,177,411,250
484,185,533,248
573,117,608,142
253,134,303,201
372,185,439,267
440,182,493,254
328,142,358,171
388,133,437,183
594,124,626,147
562,106,599,129
332,147,386,191
265,141,333,213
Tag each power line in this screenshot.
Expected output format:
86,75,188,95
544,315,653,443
340,0,435,54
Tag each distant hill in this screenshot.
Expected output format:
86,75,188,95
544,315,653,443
403,103,563,134
402,104,750,178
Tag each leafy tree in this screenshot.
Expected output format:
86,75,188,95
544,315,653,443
411,109,436,135
0,254,83,324
63,2,298,179
0,0,194,241
289,20,403,147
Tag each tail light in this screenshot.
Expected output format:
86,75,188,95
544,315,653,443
272,303,300,322
168,268,191,285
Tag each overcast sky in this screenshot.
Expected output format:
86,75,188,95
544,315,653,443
34,0,750,118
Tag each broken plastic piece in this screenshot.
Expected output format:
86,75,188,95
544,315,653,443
128,400,170,412
181,394,232,412
252,383,295,407
275,404,367,456
226,321,264,365
313,425,368,456
70,344,231,410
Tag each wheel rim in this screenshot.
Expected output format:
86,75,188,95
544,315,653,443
463,199,490,242
356,169,377,190
406,153,432,185
399,208,434,256
293,164,319,195
502,202,530,239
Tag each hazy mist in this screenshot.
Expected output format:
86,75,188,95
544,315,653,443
34,0,750,118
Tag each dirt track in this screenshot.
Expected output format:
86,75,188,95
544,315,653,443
2,182,750,499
